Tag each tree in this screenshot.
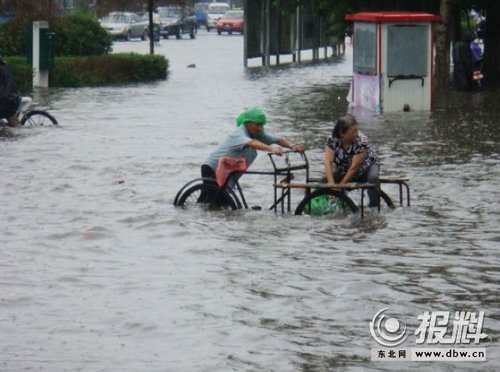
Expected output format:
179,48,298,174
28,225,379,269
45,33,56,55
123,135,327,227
72,0,190,17
434,0,454,90
277,0,498,86
88,0,190,55
482,1,500,83
0,0,64,18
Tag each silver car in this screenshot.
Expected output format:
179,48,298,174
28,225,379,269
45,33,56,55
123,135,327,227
99,12,149,41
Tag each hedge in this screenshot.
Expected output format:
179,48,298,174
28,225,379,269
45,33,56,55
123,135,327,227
0,12,112,57
5,56,33,93
5,53,168,91
50,12,113,57
51,53,168,87
1,13,169,91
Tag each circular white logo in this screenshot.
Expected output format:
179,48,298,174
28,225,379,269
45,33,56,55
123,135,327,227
369,307,408,347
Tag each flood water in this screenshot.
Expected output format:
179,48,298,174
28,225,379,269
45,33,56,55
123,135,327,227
1,30,499,371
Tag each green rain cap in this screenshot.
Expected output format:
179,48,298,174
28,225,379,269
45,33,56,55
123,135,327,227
236,107,267,127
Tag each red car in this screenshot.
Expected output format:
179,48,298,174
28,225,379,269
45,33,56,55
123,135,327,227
216,10,244,35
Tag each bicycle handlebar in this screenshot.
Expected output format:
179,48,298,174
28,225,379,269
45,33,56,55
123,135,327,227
267,150,309,173
217,151,310,191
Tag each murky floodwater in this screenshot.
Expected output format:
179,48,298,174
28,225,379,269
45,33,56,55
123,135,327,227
1,30,499,371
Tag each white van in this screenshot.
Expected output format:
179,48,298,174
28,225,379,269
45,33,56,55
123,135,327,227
206,2,230,31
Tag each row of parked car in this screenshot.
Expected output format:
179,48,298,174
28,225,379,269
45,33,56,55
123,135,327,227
99,7,195,41
98,4,244,41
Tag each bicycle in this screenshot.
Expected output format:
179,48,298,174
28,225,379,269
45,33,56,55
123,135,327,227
174,151,410,217
174,151,309,212
0,96,58,127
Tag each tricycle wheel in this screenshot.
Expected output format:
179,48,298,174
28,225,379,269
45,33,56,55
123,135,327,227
294,189,358,216
343,188,395,210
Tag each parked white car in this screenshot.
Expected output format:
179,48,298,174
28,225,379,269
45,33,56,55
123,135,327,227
99,12,149,41
206,2,230,31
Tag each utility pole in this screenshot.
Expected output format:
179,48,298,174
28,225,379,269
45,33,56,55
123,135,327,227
148,0,155,54
264,0,270,67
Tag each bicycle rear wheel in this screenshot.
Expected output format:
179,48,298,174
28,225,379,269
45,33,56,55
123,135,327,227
21,110,58,127
175,183,239,211
295,189,358,216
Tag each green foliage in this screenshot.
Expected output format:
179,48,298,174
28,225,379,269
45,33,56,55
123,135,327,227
0,16,30,57
272,0,442,36
2,53,167,90
3,56,33,94
0,11,112,57
50,11,113,56
50,53,168,87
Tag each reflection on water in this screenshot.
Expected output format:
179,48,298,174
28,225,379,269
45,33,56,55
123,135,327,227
0,32,499,370
431,92,500,157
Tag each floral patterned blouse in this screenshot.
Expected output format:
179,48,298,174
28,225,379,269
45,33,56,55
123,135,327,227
326,131,379,177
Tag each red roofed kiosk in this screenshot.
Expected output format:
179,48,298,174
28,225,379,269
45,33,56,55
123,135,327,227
346,12,441,112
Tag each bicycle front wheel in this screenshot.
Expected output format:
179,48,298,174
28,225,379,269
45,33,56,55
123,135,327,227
21,110,58,127
175,183,239,211
295,189,358,216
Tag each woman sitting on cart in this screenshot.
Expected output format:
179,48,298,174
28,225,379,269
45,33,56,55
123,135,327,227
201,107,305,184
324,114,380,207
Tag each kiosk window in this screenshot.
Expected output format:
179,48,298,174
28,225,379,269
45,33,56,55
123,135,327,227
353,23,376,74
387,25,428,77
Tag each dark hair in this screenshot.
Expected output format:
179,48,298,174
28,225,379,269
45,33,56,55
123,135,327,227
332,114,358,138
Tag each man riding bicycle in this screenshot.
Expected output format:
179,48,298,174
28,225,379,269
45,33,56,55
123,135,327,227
199,107,305,203
202,107,304,181
0,56,21,127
